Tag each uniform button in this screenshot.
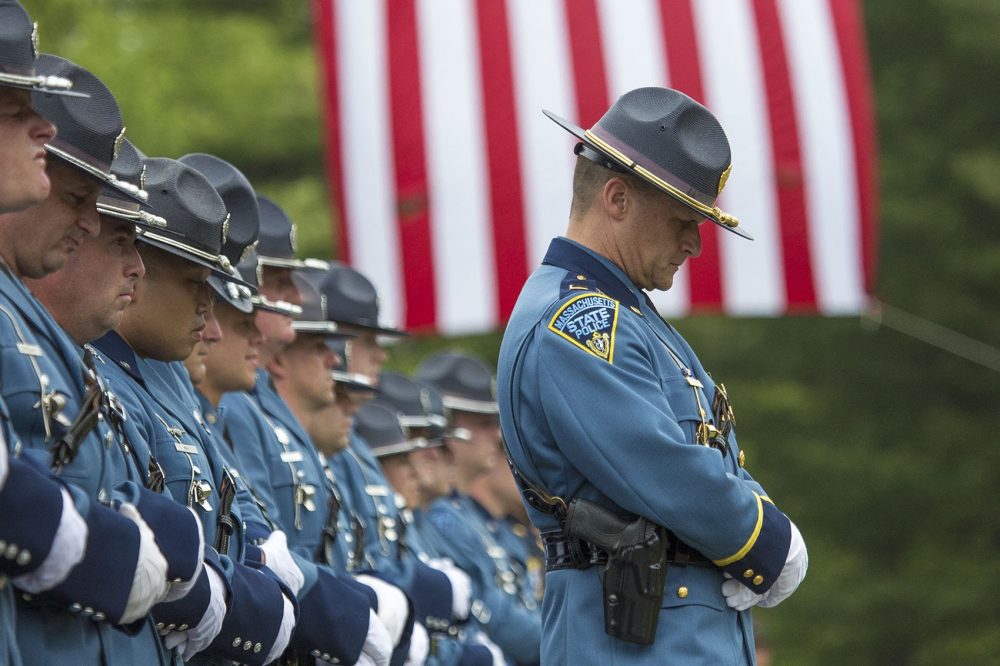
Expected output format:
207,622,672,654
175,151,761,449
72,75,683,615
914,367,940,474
738,451,746,468
5,544,19,559
82,606,94,616
178,624,189,631
21,593,33,602
677,587,689,599
311,650,321,657
0,540,6,552
69,603,82,613
743,569,754,579
156,622,165,630
232,637,242,648
16,550,31,566
254,643,262,653
167,624,176,631
243,640,252,651
321,653,331,662
753,575,764,586
0,577,6,590
92,612,105,622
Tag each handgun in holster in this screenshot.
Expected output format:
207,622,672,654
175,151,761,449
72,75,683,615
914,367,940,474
565,498,668,645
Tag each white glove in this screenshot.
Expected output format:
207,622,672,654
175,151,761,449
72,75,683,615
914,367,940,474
473,632,506,666
721,521,809,611
163,563,227,660
259,530,305,596
263,593,296,664
12,487,88,593
758,521,808,608
160,507,205,604
118,502,170,624
403,622,429,666
353,608,392,666
427,558,472,621
354,574,409,647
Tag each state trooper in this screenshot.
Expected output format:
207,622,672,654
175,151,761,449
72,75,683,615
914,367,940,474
90,156,299,664
416,353,542,665
177,153,393,666
1,49,206,665
497,87,809,664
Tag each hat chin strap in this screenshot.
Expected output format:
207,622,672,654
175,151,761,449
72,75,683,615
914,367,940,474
575,143,627,174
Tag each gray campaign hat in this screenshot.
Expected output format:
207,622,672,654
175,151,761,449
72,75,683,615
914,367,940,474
0,1,80,95
374,372,448,434
134,157,236,282
31,55,147,203
96,139,169,230
235,249,302,317
311,262,407,337
329,339,377,394
289,268,353,338
416,352,498,415
356,402,431,459
179,153,260,311
256,194,328,271
545,86,751,240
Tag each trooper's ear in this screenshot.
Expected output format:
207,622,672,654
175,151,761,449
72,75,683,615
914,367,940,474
602,176,630,220
266,349,289,381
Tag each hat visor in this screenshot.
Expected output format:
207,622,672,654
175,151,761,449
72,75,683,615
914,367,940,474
292,320,355,338
543,109,753,241
45,142,148,204
0,73,89,97
372,438,428,459
442,395,499,415
337,320,411,338
135,229,251,287
332,369,378,393
251,294,302,317
257,255,308,270
209,275,254,313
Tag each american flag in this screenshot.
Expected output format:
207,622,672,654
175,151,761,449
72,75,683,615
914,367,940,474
312,0,878,335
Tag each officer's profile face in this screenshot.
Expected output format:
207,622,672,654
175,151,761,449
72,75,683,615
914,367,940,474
0,86,56,213
620,187,703,292
379,453,420,509
25,215,144,345
184,302,223,386
448,410,502,482
118,246,212,361
270,334,338,412
307,396,353,456
409,445,452,506
342,328,388,385
201,302,263,396
0,159,100,279
260,266,302,305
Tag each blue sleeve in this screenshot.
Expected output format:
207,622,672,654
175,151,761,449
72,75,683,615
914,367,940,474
287,564,371,663
222,395,285,525
532,312,791,593
0,455,64,578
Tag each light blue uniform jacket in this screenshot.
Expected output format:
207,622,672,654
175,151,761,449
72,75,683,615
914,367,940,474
497,238,793,665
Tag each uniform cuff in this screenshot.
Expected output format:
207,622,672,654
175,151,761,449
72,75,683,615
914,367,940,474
713,495,791,594
288,567,371,663
0,457,62,577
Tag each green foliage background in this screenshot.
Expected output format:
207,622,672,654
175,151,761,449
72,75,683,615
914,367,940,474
27,0,1000,662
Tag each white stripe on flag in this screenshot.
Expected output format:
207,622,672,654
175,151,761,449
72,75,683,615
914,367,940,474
779,0,864,314
507,0,577,268
335,0,404,328
694,0,785,315
417,0,495,334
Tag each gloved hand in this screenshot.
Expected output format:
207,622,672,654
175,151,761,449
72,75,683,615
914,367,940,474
118,502,170,624
427,558,472,620
263,593,296,664
354,574,409,647
721,521,808,611
259,530,304,596
403,622,429,666
758,521,808,608
473,632,507,666
352,608,392,666
160,507,205,604
12,487,88,593
163,563,227,659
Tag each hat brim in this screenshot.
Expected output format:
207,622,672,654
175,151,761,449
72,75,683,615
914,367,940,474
292,320,355,338
543,109,753,241
338,321,411,338
135,230,251,288
442,395,499,415
46,142,148,204
251,294,302,317
332,369,378,393
209,275,254,313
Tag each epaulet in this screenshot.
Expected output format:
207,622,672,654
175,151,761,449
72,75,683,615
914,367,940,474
559,272,602,298
546,289,620,363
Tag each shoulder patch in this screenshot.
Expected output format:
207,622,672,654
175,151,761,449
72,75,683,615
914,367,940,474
547,293,619,363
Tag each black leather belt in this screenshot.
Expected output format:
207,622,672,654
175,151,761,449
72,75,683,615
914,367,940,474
541,527,712,572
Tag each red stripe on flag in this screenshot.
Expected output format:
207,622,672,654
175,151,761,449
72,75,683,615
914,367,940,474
658,0,723,312
563,0,609,127
310,0,350,262
474,0,529,321
829,0,879,296
386,0,438,331
752,0,817,310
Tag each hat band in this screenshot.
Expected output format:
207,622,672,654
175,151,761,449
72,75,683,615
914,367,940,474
46,140,148,202
584,128,740,229
97,198,168,228
442,395,499,414
372,438,431,458
331,369,376,390
0,71,72,91
251,294,302,317
136,228,228,270
291,320,341,334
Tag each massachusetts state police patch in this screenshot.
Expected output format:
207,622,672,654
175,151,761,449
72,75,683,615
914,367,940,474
547,293,619,363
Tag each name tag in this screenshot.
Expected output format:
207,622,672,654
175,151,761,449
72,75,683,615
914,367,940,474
16,343,42,357
280,451,303,463
174,442,198,454
365,484,389,497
